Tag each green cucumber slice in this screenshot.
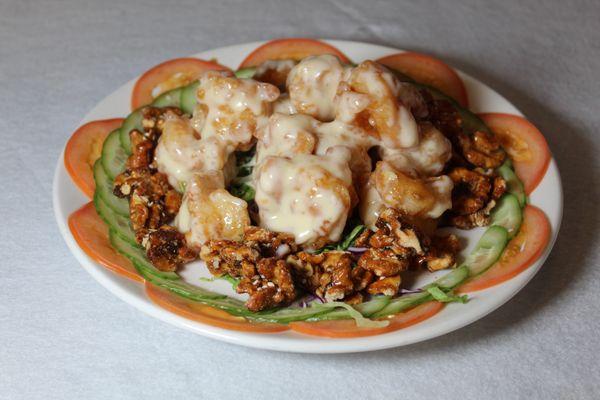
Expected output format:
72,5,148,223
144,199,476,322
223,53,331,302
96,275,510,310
119,109,143,155
234,67,257,79
315,295,391,320
152,87,183,108
93,192,139,248
93,160,129,217
497,162,527,207
100,129,128,180
370,291,432,318
491,193,523,238
372,265,470,318
180,81,200,114
463,225,509,276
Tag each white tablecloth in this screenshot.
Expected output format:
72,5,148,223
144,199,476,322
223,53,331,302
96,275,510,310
1,0,599,398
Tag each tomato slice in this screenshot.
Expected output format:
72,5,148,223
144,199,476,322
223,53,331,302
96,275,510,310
131,58,231,110
64,118,124,199
376,52,469,108
289,301,444,338
68,202,143,282
239,38,351,68
145,284,289,333
459,205,550,293
479,113,550,194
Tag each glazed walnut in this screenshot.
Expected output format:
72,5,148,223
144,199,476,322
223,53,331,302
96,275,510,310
447,167,506,229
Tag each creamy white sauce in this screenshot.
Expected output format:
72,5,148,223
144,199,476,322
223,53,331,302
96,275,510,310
287,54,349,122
254,153,353,244
155,112,230,189
158,58,456,246
380,123,452,177
195,70,279,145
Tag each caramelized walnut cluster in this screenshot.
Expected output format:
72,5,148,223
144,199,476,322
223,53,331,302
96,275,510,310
113,106,195,271
200,227,298,311
446,167,506,229
199,208,462,311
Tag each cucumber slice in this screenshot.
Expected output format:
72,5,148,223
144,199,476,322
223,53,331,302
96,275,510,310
463,225,509,276
93,192,139,248
491,194,523,238
100,129,128,180
497,162,527,207
152,87,183,108
370,291,432,318
315,295,391,320
180,81,200,114
429,264,470,289
234,67,257,79
93,160,129,217
119,109,143,155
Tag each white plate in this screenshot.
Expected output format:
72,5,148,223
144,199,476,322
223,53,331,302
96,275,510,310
53,40,563,353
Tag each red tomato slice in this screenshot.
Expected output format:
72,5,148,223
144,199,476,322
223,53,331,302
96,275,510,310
376,52,469,107
459,205,550,293
479,113,551,194
289,301,444,338
145,283,290,333
64,118,124,199
239,38,351,68
68,202,143,282
131,58,231,110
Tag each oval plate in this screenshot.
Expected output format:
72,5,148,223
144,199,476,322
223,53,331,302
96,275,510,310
53,40,562,353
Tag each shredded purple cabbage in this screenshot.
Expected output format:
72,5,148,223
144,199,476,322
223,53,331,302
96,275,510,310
347,246,368,253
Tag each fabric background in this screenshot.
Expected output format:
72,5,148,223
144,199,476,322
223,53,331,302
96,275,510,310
1,0,599,399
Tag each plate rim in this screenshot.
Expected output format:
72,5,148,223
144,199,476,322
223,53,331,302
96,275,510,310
53,39,563,353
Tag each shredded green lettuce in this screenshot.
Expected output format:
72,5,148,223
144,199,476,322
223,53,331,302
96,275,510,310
319,302,389,328
426,286,469,304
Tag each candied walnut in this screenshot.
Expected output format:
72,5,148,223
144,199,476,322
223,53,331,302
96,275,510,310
144,226,196,272
447,167,506,229
199,240,259,277
448,167,492,215
237,258,296,312
200,227,302,311
456,131,506,169
421,234,461,271
422,91,463,137
243,226,298,258
367,275,401,296
288,251,356,302
358,248,409,277
350,265,374,292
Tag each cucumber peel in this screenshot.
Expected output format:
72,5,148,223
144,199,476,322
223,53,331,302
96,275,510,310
491,193,523,238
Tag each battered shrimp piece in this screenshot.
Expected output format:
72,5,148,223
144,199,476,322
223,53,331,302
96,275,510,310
272,93,297,115
254,153,355,245
154,112,230,188
379,123,452,177
253,59,298,90
194,70,280,147
372,161,453,218
175,171,250,249
346,60,419,149
287,54,349,122
255,113,317,162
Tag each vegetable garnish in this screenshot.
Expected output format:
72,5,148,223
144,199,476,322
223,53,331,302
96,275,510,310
317,302,390,328
426,287,469,304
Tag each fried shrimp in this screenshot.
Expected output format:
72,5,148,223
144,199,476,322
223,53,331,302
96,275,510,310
176,171,250,249
379,122,452,177
346,60,419,149
287,54,349,122
372,161,453,218
254,153,355,245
